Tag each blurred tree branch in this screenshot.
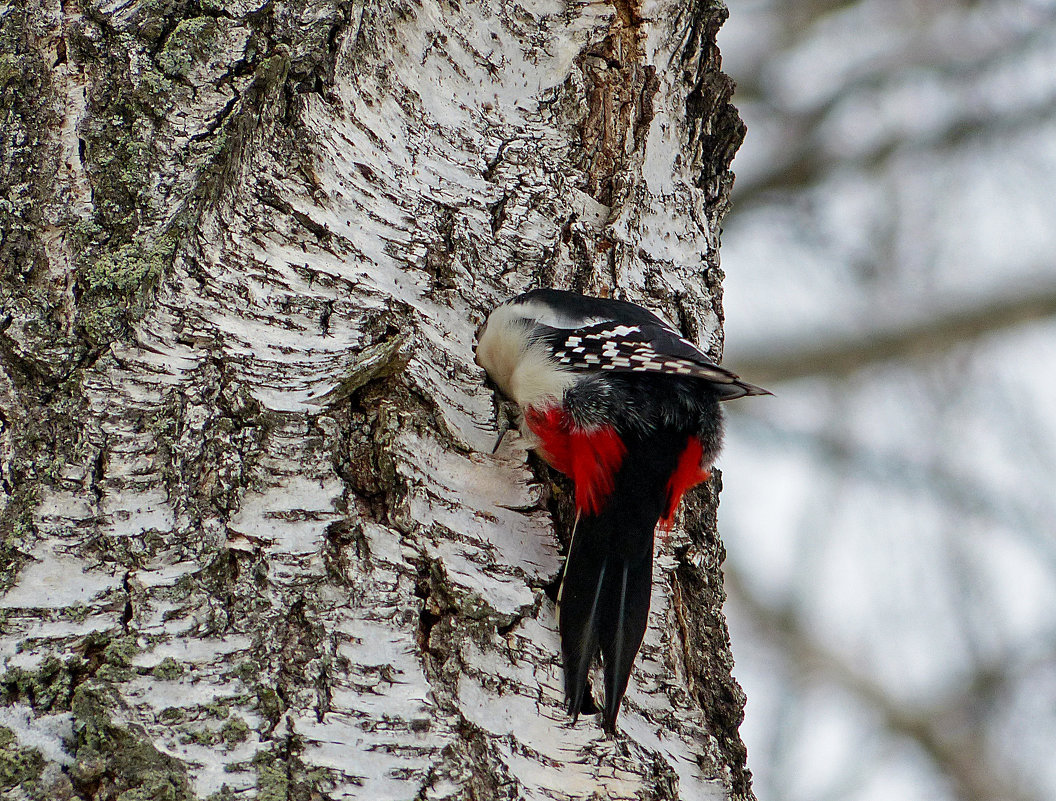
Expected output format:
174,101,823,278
731,282,1056,383
724,566,1041,801
730,6,1056,211
732,416,1056,569
718,3,1056,800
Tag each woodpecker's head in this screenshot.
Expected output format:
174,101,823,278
475,297,578,410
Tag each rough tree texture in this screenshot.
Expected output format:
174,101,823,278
0,0,752,799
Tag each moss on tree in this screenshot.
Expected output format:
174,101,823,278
0,725,46,793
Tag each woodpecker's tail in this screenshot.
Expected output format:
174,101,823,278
557,514,654,733
555,430,696,732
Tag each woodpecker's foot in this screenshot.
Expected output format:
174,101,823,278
491,400,519,453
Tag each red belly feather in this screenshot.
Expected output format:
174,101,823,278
524,407,626,516
524,408,710,524
661,436,711,527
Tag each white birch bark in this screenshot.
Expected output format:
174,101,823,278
0,0,753,798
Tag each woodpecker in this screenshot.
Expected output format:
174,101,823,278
475,288,769,733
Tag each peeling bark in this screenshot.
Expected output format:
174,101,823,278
1,0,753,798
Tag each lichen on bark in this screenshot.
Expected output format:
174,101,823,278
0,725,46,794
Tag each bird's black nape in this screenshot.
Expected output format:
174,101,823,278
514,288,669,329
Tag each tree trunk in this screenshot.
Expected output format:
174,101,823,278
0,0,752,798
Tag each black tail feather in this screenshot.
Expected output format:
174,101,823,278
556,430,686,732
556,517,605,722
557,510,656,732
598,552,652,733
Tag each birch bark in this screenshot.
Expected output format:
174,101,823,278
0,1,752,798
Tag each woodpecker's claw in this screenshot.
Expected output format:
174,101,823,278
491,400,519,453
492,425,509,453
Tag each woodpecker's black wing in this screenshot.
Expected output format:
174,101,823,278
539,321,770,400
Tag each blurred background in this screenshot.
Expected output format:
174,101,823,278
715,2,1056,800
